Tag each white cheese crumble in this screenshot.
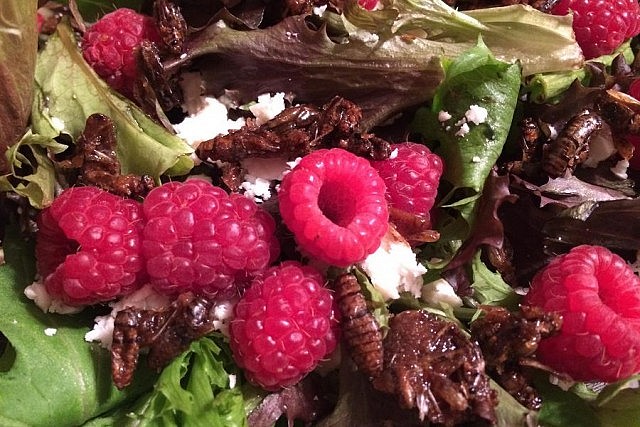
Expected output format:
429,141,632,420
358,226,427,300
24,280,82,314
84,285,171,348
389,148,399,159
610,158,629,180
421,278,463,308
441,105,488,138
240,157,291,202
455,122,470,137
228,374,237,389
464,104,488,125
350,29,380,44
173,96,245,151
249,92,286,125
438,110,452,122
44,328,57,336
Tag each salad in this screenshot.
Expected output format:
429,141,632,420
2,0,640,425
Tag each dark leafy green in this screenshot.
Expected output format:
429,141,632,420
0,0,38,173
0,225,156,426
167,0,579,130
31,22,194,180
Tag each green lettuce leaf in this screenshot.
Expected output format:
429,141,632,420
0,225,156,427
31,22,193,179
0,131,67,209
470,251,519,309
168,0,579,130
0,0,38,173
97,336,246,426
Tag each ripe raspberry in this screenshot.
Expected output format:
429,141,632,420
142,179,280,296
552,0,640,59
36,186,145,306
229,261,339,390
524,245,640,382
81,8,160,97
370,142,443,226
278,148,388,267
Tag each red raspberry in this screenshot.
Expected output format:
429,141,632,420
552,0,640,59
229,261,339,390
524,245,640,382
81,8,160,97
142,179,280,296
370,142,443,226
358,0,379,9
36,186,145,306
278,148,388,267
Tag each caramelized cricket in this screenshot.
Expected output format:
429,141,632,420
153,0,188,55
57,113,155,198
333,273,384,379
196,96,391,163
332,273,497,425
542,110,601,178
111,292,217,389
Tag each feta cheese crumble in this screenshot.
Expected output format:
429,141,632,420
24,280,82,314
358,226,427,300
44,328,57,336
421,278,463,308
249,92,286,125
465,104,488,125
240,157,292,202
440,105,489,138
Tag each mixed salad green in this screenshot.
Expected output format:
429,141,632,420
2,0,640,425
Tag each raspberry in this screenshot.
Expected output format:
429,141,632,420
524,245,640,382
229,261,339,390
370,142,443,226
36,186,145,306
551,0,640,59
81,8,160,97
278,148,388,267
142,179,280,296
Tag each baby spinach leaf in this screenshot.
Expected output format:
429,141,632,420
0,225,155,426
31,22,193,180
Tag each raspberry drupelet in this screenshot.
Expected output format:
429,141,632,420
81,8,160,97
229,261,339,390
524,245,640,382
141,179,280,297
278,148,389,267
36,186,145,306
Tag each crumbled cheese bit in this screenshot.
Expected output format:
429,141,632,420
0,248,4,265
438,110,452,122
455,122,470,137
312,5,328,15
249,92,286,126
350,29,379,44
358,227,427,300
471,155,481,163
24,280,82,314
228,374,237,389
212,299,237,337
240,157,291,202
464,105,488,125
44,328,57,336
389,148,399,159
173,96,245,150
85,285,171,348
421,278,463,308
610,159,629,180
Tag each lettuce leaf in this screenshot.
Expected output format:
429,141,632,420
31,22,194,179
0,132,67,209
91,336,246,426
168,0,580,130
0,0,38,173
0,225,156,426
